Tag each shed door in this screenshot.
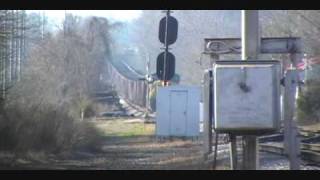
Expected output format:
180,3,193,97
170,90,188,136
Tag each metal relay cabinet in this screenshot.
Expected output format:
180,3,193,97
156,85,200,137
213,60,281,134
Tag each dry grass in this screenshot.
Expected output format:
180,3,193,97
92,118,155,137
0,118,210,170
299,122,320,132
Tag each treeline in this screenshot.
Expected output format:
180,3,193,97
0,10,26,101
0,13,118,153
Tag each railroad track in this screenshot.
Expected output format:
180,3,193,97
259,130,320,165
94,90,156,122
119,97,148,118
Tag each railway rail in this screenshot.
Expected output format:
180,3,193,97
259,129,320,166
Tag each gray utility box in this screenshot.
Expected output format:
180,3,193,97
156,85,200,137
213,60,281,134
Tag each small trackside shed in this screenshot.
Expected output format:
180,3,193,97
156,85,200,137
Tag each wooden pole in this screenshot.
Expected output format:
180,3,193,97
241,10,260,170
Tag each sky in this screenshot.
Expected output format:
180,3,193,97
27,10,142,26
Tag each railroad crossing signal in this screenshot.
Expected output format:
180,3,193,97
159,15,178,45
156,52,175,81
156,10,178,82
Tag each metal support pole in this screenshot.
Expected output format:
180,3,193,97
203,70,213,159
241,10,260,170
210,54,219,169
230,134,238,170
162,10,170,85
241,10,260,60
242,136,259,170
203,54,218,160
212,132,219,169
283,69,300,170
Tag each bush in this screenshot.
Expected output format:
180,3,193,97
297,79,320,123
0,102,102,153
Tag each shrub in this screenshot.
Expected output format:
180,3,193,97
297,79,320,123
0,101,102,153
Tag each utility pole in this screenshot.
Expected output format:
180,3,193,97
241,10,260,170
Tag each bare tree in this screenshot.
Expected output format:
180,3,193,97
0,10,26,101
0,14,116,152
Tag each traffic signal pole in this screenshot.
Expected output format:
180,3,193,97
163,10,170,86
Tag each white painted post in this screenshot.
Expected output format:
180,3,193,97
241,10,260,170
241,10,260,60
